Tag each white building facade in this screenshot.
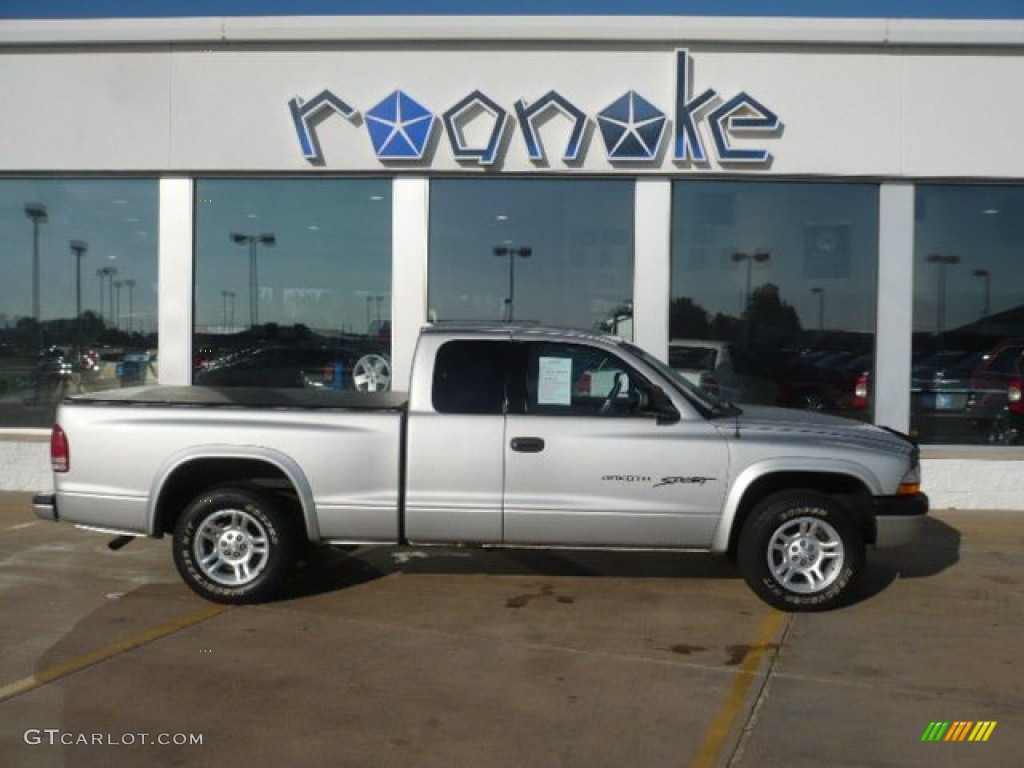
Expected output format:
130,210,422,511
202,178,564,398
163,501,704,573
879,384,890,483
1,15,1023,507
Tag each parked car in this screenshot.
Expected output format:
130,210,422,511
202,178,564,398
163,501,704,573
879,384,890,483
35,323,927,612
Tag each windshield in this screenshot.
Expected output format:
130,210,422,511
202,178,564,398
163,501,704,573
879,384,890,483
622,341,741,418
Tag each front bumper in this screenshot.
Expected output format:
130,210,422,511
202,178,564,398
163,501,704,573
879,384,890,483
33,493,58,521
872,492,929,547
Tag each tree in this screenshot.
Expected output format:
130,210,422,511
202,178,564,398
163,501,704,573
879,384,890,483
744,283,802,348
669,297,711,339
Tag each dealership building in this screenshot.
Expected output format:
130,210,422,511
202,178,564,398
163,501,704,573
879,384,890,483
1,13,1023,507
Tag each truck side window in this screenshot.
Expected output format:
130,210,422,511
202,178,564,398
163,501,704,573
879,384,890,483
432,341,509,415
523,342,652,417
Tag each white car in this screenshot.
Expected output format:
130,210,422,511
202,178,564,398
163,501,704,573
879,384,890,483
668,339,777,405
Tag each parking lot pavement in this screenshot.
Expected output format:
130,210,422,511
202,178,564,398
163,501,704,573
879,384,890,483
1,491,1021,768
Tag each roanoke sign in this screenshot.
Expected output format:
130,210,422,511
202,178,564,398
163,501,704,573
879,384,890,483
288,50,781,169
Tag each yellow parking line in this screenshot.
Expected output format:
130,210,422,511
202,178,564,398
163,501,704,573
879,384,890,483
687,609,787,768
0,603,229,703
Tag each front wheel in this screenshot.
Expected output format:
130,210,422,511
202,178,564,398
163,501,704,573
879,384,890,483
737,490,865,612
173,486,297,604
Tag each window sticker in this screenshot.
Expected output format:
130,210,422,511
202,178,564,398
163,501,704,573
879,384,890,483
538,357,573,405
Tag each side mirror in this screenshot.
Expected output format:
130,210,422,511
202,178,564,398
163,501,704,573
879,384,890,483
650,386,680,424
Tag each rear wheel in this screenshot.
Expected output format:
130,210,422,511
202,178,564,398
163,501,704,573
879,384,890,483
173,485,297,604
737,490,864,612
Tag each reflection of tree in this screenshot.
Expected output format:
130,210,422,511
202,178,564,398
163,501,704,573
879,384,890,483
669,297,711,338
744,283,802,347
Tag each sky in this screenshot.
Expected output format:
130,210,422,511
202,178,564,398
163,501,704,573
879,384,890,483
2,0,1023,19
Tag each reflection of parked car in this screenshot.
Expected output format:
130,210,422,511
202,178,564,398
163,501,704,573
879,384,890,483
968,338,1024,445
909,349,985,442
195,344,392,392
668,339,777,404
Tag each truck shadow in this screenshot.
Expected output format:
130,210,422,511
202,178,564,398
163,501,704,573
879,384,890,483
281,515,962,607
851,516,961,606
281,545,740,601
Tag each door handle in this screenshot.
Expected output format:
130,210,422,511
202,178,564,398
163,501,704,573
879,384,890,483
510,437,545,453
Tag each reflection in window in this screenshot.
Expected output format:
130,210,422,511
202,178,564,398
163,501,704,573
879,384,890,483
193,179,392,391
0,179,158,427
670,181,878,417
912,185,1024,445
428,179,634,336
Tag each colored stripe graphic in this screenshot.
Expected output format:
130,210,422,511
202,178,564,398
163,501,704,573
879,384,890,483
921,721,996,742
969,722,997,742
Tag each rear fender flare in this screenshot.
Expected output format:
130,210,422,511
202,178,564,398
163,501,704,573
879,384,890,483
146,445,319,541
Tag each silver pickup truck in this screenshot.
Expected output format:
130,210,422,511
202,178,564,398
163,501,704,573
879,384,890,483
34,324,927,611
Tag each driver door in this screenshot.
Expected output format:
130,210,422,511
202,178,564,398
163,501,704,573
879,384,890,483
502,339,728,548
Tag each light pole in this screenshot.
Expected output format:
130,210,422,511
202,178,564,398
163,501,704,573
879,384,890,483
731,250,772,313
811,287,825,333
99,266,118,325
231,233,275,329
25,203,48,349
69,240,88,357
927,254,960,334
972,268,991,319
493,245,532,321
123,279,135,333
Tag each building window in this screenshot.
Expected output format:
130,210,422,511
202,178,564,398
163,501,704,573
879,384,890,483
670,180,879,417
0,179,158,427
428,179,634,335
193,179,392,391
912,185,1024,446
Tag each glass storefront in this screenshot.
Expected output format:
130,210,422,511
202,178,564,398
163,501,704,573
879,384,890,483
670,180,879,417
6,175,1022,449
912,185,1024,445
0,179,158,427
192,179,392,391
428,179,634,335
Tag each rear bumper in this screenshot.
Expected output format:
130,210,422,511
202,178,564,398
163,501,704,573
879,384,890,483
33,493,58,521
872,492,929,547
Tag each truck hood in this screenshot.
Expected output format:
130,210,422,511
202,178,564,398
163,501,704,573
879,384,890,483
724,405,916,456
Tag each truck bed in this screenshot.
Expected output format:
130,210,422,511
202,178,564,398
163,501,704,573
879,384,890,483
67,385,409,411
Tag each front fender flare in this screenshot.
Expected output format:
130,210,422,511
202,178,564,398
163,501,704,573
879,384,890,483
710,457,881,553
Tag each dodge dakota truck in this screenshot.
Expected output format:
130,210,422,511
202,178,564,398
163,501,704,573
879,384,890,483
34,324,928,611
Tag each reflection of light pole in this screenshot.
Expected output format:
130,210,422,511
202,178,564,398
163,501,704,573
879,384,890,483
221,289,234,330
25,203,48,348
972,268,991,319
231,232,275,329
493,245,532,321
98,267,117,324
70,240,88,356
811,286,825,332
123,279,135,333
100,266,118,324
112,280,123,330
374,295,384,334
731,250,772,312
927,254,960,334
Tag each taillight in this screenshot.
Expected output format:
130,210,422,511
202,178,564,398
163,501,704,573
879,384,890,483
852,373,870,409
1009,379,1023,414
50,424,69,473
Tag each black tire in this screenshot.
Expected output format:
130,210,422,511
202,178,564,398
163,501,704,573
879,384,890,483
173,485,298,604
988,417,1020,446
737,490,864,612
